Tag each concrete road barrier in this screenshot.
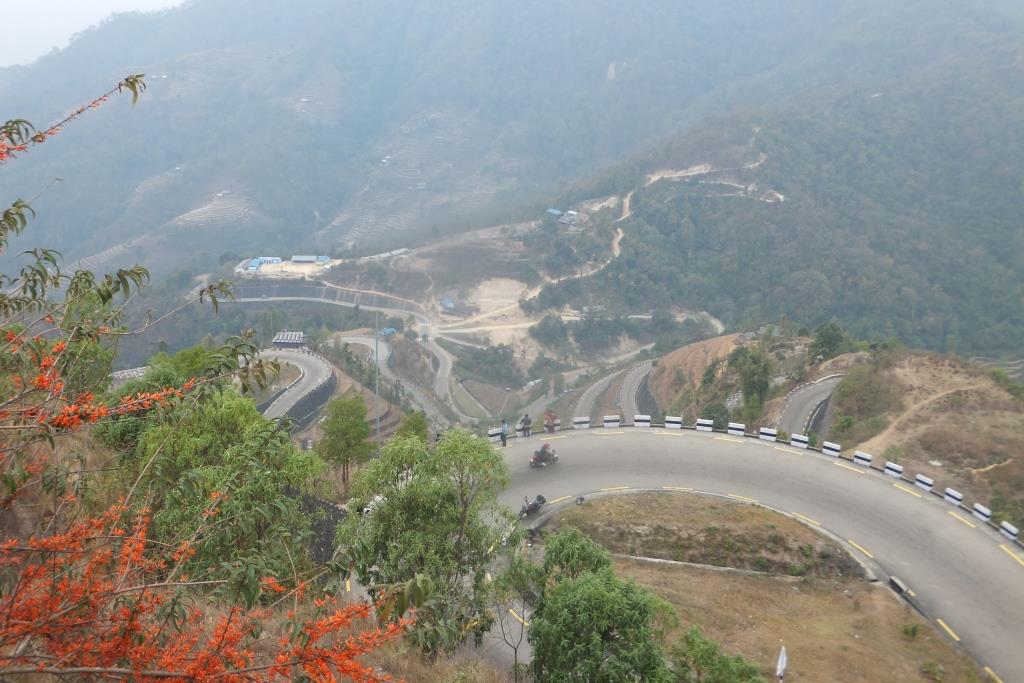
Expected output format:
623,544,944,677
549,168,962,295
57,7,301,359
853,450,873,467
633,414,651,427
915,474,935,492
573,416,590,429
884,461,904,478
1000,521,1019,541
790,433,810,448
944,488,964,505
758,427,778,442
696,418,713,432
487,427,502,444
973,503,992,523
603,415,621,428
665,416,683,429
822,441,841,457
727,422,746,437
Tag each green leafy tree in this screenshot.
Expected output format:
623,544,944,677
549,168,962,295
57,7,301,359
338,430,512,655
531,314,570,347
135,390,323,601
318,394,374,485
542,527,611,581
808,322,850,361
395,410,430,442
490,549,541,680
702,402,730,430
729,347,774,410
529,568,674,682
672,627,765,682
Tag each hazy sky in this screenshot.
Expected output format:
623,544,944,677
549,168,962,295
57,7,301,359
1,0,185,67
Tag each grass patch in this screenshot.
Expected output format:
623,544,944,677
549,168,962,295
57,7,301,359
552,493,860,579
616,560,981,683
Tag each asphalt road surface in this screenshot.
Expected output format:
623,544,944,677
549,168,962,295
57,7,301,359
499,429,1024,680
574,368,626,421
617,360,653,420
231,295,475,421
258,348,333,420
340,335,451,427
775,375,845,435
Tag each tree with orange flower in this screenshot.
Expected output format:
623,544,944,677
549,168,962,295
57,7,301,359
1,77,408,681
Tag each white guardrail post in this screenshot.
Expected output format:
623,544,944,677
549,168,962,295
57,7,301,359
944,487,964,506
972,503,992,524
914,474,934,492
883,461,904,478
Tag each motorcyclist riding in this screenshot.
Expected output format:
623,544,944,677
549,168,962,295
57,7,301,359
530,442,558,467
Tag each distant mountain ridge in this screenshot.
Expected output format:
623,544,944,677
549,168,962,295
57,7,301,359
2,0,1021,278
534,31,1024,356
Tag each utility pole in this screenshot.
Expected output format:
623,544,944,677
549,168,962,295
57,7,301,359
374,310,381,440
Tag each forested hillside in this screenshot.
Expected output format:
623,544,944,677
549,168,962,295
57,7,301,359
2,0,1021,280
534,25,1024,356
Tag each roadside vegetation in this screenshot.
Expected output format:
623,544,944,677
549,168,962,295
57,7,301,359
549,494,982,682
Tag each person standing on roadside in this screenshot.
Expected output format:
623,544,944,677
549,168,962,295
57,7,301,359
522,413,532,437
500,418,509,447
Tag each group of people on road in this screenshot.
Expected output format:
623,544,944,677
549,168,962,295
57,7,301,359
499,412,533,446
499,409,562,446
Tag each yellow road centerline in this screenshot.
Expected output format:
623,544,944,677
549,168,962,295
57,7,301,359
714,436,745,443
894,483,923,498
655,431,684,436
774,446,801,455
848,539,874,559
546,435,568,441
1000,544,1024,568
936,618,960,642
834,462,865,474
792,512,821,526
662,486,693,492
727,493,758,504
596,430,625,435
985,665,1005,683
949,511,976,529
509,608,530,626
600,486,630,492
547,495,572,505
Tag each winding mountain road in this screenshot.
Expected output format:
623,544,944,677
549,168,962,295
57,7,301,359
339,335,452,426
500,429,1024,680
574,368,626,421
775,375,845,435
617,360,653,419
259,348,333,420
231,294,474,421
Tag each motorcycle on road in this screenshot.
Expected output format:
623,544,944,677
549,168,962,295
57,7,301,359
519,494,547,518
529,445,559,468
